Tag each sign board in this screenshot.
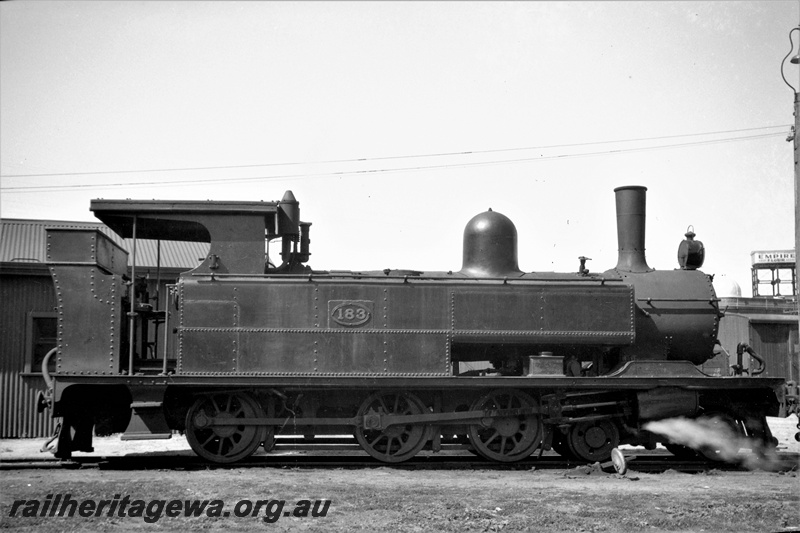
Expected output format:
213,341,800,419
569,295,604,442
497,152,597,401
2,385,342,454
750,250,795,266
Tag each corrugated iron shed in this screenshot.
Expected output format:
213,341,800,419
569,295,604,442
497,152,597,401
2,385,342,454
0,218,209,269
0,275,56,438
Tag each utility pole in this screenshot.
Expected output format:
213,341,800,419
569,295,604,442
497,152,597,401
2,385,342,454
793,12,799,289
794,83,799,386
787,18,800,386
793,12,800,428
793,69,799,308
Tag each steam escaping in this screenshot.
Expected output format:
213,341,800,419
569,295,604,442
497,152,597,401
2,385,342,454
644,416,789,471
645,416,741,461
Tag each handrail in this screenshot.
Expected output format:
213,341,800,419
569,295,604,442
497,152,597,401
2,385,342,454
189,272,625,284
41,347,58,389
161,305,170,375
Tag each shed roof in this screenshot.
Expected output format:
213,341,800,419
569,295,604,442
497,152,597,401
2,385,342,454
0,218,208,270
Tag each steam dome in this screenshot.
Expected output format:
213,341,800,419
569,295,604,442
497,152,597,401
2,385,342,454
460,209,522,277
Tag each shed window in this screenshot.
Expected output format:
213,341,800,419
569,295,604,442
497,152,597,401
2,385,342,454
26,313,57,374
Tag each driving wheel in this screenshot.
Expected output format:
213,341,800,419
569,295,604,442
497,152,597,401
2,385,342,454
185,391,266,464
354,391,429,463
467,389,542,463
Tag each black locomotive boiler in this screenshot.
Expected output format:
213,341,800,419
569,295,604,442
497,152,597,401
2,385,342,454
39,185,789,463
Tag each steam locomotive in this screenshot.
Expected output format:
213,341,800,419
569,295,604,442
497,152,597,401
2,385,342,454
39,185,789,464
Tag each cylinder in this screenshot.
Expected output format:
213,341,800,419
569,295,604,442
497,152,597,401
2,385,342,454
614,185,652,273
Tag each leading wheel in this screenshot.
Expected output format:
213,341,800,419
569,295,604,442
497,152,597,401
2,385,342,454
354,391,429,463
185,392,266,464
467,389,542,463
566,419,620,462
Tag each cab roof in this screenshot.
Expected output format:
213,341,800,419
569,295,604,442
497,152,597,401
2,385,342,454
91,191,299,242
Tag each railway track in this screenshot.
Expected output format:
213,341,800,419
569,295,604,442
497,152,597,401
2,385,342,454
3,446,797,473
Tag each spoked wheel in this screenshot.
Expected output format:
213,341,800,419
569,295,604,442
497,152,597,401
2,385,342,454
566,419,620,462
354,391,429,463
185,391,266,464
467,389,542,463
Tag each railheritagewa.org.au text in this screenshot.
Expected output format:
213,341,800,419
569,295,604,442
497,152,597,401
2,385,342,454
8,494,331,523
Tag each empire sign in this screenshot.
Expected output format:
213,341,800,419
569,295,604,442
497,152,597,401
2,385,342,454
750,250,796,266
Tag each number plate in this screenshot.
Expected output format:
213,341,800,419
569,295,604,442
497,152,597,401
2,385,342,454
328,300,374,328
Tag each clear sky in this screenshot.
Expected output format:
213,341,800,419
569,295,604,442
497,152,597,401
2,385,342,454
1,1,798,296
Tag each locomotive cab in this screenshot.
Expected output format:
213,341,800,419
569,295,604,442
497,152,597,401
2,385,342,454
92,190,311,276
41,191,315,381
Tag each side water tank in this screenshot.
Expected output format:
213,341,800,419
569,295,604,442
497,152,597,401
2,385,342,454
460,209,523,277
